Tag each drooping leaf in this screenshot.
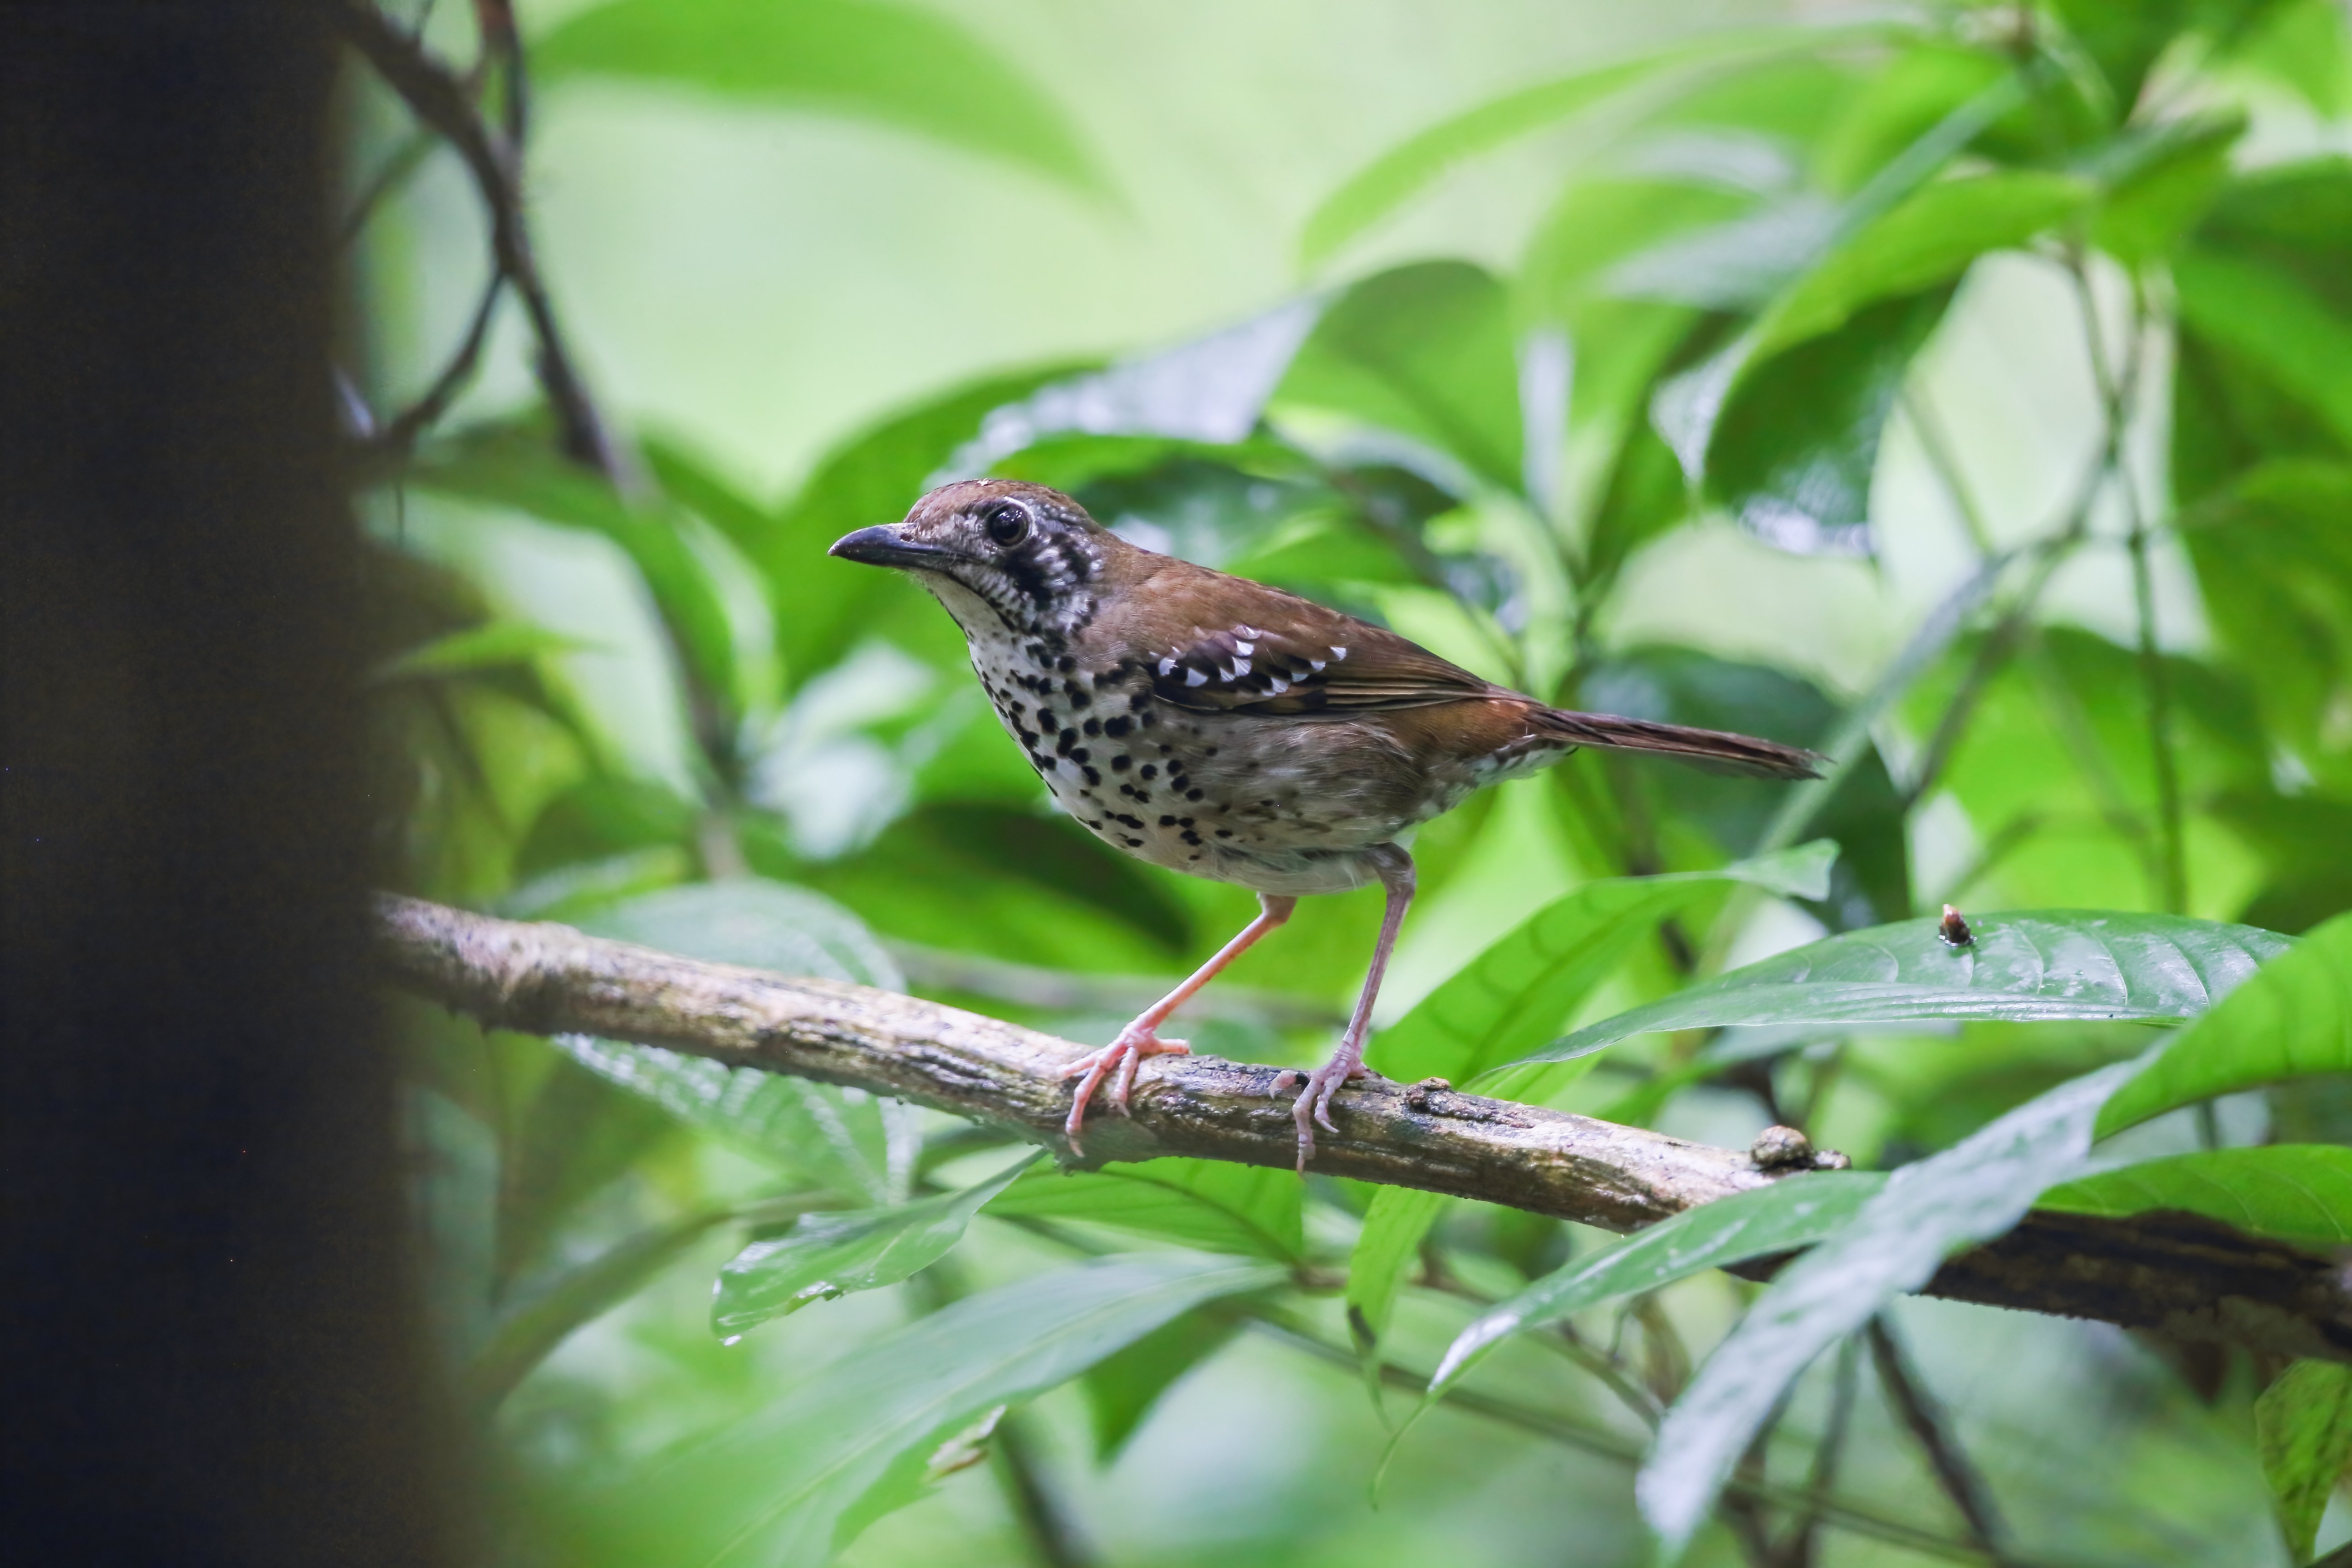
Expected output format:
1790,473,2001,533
1298,25,1898,266
2257,1358,2352,1562
409,422,750,719
712,1154,1041,1333
534,0,1111,199
1636,1058,2141,1554
1520,911,2289,1068
1276,262,1521,494
495,1055,680,1288
1578,647,1910,929
468,1206,738,1411
371,621,592,682
2038,1146,2352,1249
953,304,1323,477
1750,171,2091,356
2175,246,2352,450
1079,1308,1240,1460
883,803,1192,955
1345,1186,1449,1353
985,1156,1304,1262
2097,910,2342,1136
1370,842,1836,1087
1704,286,1953,554
1428,1171,1886,1397
590,1255,1283,1568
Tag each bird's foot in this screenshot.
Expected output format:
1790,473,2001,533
1060,1024,1190,1152
1274,1048,1371,1174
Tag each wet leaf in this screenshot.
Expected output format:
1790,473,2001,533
712,1154,1041,1333
1637,1058,2140,1554
2097,911,2343,1136
534,0,1111,199
1518,911,2288,1068
1371,842,1836,1087
1345,1186,1448,1353
593,1254,1282,1567
2038,1146,2352,1249
2257,1358,2352,1562
985,1156,1304,1261
1429,1171,1885,1397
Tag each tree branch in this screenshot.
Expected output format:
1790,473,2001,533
333,0,627,482
372,894,2352,1361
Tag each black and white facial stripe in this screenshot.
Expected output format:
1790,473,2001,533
943,494,1104,637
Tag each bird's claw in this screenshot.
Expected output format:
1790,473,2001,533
1284,1053,1369,1174
1061,1025,1189,1152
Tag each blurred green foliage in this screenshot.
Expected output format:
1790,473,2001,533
350,1,2352,1563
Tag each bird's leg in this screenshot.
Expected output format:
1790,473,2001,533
1285,845,1415,1173
1061,892,1296,1152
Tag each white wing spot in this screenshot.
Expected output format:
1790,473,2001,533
1330,646,1348,660
1309,659,1326,672
1234,641,1255,657
1156,657,1176,676
1268,676,1289,694
1233,657,1251,676
1184,667,1207,687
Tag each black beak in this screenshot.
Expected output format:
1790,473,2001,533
829,524,953,569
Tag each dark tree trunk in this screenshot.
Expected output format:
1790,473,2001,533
0,6,464,1563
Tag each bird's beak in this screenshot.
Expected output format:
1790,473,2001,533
828,524,955,569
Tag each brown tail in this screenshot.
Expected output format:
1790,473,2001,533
1534,707,1823,780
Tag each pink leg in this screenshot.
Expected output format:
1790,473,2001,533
1062,892,1296,1152
1284,846,1415,1173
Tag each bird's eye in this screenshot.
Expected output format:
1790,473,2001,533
982,500,1030,547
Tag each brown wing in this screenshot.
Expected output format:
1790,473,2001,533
1108,565,1493,716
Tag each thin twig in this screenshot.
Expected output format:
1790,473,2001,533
1776,1334,1861,1568
369,272,507,465
333,0,628,482
1244,1313,2033,1567
1867,1316,2014,1563
339,126,440,248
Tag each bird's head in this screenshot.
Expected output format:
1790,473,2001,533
830,480,1117,638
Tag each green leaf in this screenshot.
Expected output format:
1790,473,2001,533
2176,246,2352,449
370,621,591,683
533,0,1110,200
2258,1358,2352,1562
593,1254,1282,1568
985,1156,1304,1262
2050,0,2286,115
2182,463,2352,774
1637,1058,2140,1554
2039,1146,2352,1249
1079,1308,1239,1460
1703,286,1953,554
495,1055,678,1287
410,423,750,720
1370,842,1836,1087
2097,910,2344,1135
1345,1186,1448,1352
1275,262,1521,494
1520,911,2289,1068
712,1154,1041,1334
888,803,1192,955
1298,25,1895,266
1752,172,2093,357
466,1206,738,1411
1428,1171,1885,1397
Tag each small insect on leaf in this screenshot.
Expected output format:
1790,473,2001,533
1939,903,1974,948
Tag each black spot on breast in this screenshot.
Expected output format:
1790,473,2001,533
1214,828,1232,838
1063,681,1089,708
1122,836,1144,848
1038,708,1058,730
1181,831,1202,846
1102,715,1132,738
1057,655,1075,673
1140,764,1157,780
1110,755,1131,772
1082,765,1101,785
1158,815,1176,827
1187,789,1206,802
1083,717,1101,737
1114,813,1144,830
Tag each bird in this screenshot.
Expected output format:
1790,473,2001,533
831,480,1821,1170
